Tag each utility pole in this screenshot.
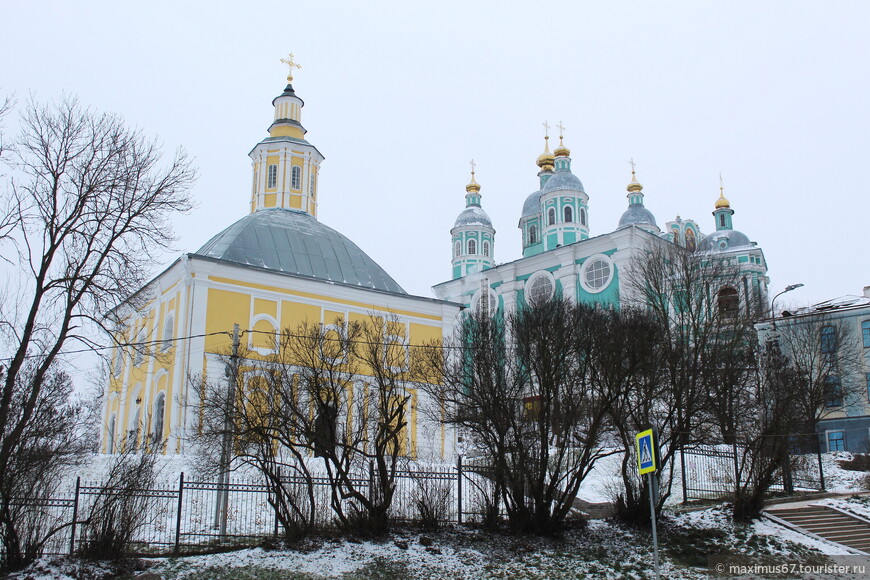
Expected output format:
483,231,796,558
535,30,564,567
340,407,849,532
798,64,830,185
214,324,240,538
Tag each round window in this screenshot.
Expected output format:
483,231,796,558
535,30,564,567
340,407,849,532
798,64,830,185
526,272,555,305
580,255,613,293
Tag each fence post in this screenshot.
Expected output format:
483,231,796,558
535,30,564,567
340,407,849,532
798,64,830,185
69,476,80,555
174,472,184,554
732,440,740,494
456,455,462,524
273,467,281,537
679,447,687,504
368,460,375,504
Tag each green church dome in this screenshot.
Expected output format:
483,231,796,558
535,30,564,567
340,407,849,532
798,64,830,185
196,209,406,294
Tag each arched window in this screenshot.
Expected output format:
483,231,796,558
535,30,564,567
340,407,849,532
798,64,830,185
309,171,316,196
564,206,573,223
267,164,277,189
291,165,302,190
454,240,461,257
129,404,141,451
152,393,166,450
107,415,116,454
134,326,145,365
580,208,587,226
482,241,490,257
719,213,726,228
685,228,696,252
548,208,556,226
717,287,739,318
529,225,538,245
161,315,173,351
467,239,477,255
112,346,123,377
251,316,278,354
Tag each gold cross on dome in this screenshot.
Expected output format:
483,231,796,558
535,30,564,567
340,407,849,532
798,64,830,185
556,121,566,138
280,53,302,82
719,171,724,192
470,159,476,176
542,120,550,138
629,158,637,172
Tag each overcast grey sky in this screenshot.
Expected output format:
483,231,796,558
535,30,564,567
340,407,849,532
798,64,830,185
3,1,867,307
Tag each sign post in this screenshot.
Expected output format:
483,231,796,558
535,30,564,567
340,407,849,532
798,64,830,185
636,428,660,580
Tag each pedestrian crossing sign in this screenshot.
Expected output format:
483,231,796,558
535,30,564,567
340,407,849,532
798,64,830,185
636,429,657,475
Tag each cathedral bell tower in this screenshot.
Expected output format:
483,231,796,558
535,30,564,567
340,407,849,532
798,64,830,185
249,54,325,216
450,162,496,279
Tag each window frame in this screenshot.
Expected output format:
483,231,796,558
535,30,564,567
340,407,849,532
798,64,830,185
579,254,614,294
467,239,477,255
548,208,556,226
825,375,843,407
267,164,278,189
528,224,538,245
820,325,837,354
291,165,302,190
862,320,870,349
827,430,845,452
564,206,573,223
526,270,556,306
482,240,490,257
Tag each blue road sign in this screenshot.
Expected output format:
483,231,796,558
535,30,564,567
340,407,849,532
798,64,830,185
636,429,657,475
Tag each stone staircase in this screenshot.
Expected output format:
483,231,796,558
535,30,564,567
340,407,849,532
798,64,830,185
765,504,870,554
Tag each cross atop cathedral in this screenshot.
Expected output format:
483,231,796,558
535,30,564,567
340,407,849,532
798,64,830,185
629,158,637,173
280,53,302,82
556,121,566,138
719,171,724,192
542,120,550,138
470,158,476,177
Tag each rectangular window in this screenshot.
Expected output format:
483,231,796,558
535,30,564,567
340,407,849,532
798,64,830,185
862,320,870,348
827,430,845,452
820,325,837,354
825,376,842,407
267,164,277,189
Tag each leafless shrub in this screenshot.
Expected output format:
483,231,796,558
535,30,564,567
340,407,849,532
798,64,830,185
77,440,160,560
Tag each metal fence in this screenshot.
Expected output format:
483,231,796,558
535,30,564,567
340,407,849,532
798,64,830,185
679,444,825,501
8,456,510,558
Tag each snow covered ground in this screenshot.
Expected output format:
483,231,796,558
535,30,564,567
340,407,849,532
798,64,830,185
9,450,868,579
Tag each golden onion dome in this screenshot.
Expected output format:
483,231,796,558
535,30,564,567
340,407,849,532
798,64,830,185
554,135,570,158
466,172,481,193
536,136,555,168
715,188,730,209
627,169,643,193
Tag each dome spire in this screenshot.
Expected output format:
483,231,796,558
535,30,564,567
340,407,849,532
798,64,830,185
466,158,480,194
715,171,730,209
536,121,555,170
627,158,643,193
280,53,302,83
554,121,570,158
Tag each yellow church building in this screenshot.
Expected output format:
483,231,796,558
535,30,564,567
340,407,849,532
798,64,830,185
103,64,461,458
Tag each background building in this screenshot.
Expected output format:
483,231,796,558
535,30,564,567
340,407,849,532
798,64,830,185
758,287,870,452
434,129,769,318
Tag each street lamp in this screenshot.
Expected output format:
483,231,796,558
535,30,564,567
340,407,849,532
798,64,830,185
771,283,804,329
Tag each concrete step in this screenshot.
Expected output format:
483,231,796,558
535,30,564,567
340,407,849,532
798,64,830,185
765,504,870,555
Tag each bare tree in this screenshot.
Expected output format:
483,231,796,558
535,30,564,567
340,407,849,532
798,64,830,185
624,239,760,511
0,96,194,569
731,340,802,520
194,314,416,537
425,297,623,534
